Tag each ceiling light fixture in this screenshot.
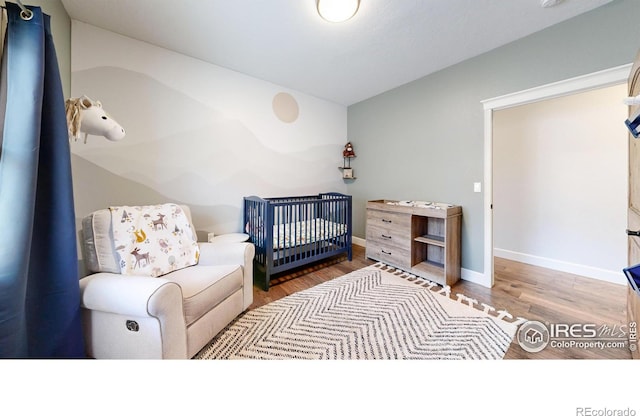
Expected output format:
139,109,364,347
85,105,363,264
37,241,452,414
541,0,563,8
317,0,360,23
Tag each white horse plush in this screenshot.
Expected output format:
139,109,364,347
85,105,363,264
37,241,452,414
65,95,125,143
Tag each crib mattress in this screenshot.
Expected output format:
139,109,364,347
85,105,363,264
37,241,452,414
274,218,347,250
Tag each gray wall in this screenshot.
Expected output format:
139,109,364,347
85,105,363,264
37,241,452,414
347,0,640,274
29,0,71,97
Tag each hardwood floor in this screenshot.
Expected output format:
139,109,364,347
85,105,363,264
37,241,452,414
251,244,632,359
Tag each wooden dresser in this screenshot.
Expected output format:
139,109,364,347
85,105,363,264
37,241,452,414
365,200,462,286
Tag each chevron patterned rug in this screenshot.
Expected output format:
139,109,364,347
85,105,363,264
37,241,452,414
195,263,525,359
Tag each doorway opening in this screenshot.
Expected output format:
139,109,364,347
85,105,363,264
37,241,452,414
481,64,632,287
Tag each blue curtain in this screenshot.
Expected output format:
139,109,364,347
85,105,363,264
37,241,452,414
0,3,85,358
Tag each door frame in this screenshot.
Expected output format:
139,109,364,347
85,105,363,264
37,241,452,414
480,63,632,288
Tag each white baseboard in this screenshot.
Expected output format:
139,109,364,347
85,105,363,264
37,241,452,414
461,268,489,287
352,236,366,247
494,248,625,285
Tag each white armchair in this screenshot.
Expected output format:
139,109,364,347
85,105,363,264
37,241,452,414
78,205,254,359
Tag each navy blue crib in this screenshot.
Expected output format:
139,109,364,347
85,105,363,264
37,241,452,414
244,193,352,291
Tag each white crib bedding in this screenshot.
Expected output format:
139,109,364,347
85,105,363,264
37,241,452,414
273,218,347,250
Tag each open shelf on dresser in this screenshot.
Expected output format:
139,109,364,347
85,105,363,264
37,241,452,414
414,235,445,246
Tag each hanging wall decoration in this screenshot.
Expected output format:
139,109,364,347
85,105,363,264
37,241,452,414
65,95,126,143
340,141,356,179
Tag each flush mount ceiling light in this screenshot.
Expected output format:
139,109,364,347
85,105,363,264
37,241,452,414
541,0,564,7
317,0,360,23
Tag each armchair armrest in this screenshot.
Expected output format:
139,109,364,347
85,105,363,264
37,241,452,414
198,242,255,309
80,273,182,318
79,273,188,358
197,242,254,268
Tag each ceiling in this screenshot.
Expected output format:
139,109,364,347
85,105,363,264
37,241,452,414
60,0,614,106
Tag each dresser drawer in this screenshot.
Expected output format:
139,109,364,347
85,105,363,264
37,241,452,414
366,209,411,231
366,240,411,269
366,224,410,250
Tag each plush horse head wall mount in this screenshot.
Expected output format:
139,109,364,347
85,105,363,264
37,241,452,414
65,95,125,143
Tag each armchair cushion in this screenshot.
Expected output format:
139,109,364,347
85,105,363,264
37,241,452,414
164,264,243,326
81,208,120,274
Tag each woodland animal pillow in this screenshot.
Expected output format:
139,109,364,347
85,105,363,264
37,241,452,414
109,203,200,277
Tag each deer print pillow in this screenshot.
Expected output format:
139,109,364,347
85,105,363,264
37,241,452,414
109,204,200,277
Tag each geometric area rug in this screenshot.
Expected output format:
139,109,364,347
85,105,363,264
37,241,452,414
195,263,525,360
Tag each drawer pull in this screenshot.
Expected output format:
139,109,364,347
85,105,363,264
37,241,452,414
382,249,392,255
381,234,392,239
382,219,392,223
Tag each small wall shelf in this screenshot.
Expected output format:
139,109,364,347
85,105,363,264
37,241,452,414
338,167,356,180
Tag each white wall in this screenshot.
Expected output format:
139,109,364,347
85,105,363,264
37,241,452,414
70,21,348,243
493,83,628,284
